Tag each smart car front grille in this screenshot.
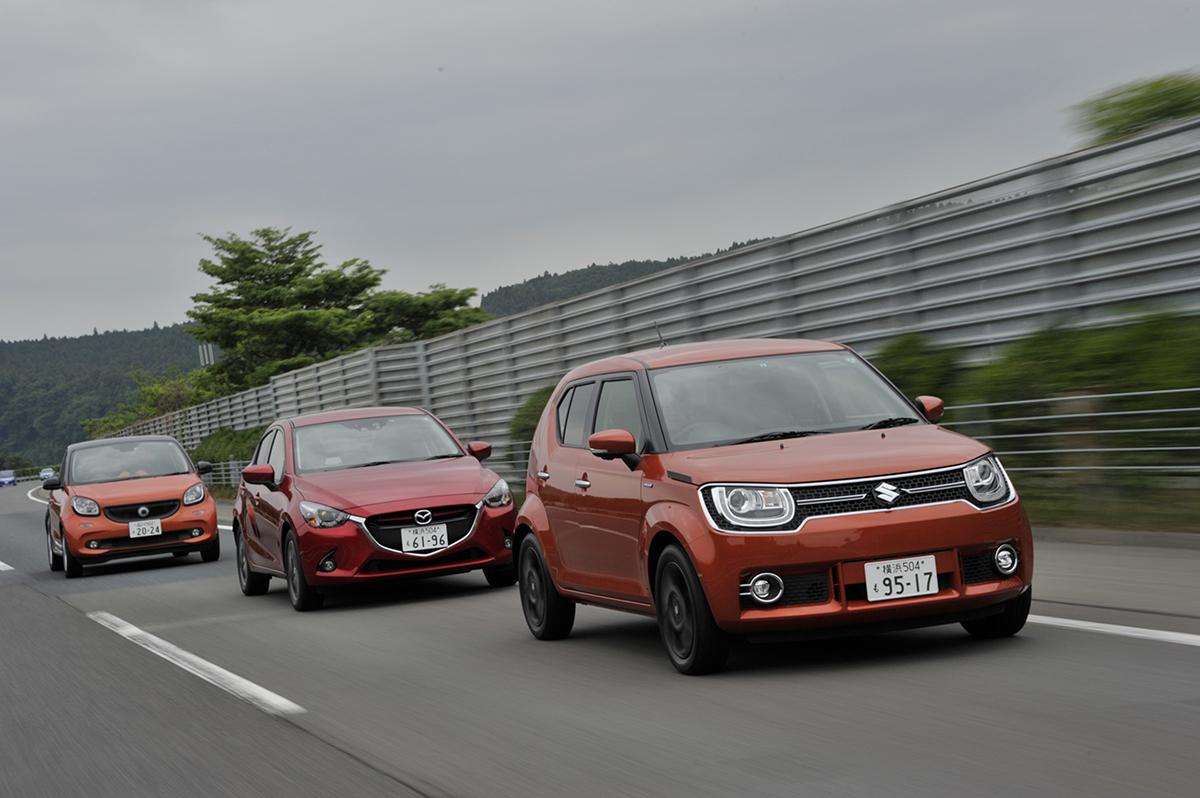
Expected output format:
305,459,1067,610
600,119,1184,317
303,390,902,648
91,529,197,549
364,505,478,552
104,500,181,523
701,463,1004,533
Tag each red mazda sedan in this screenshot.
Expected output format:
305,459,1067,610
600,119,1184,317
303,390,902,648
234,407,517,610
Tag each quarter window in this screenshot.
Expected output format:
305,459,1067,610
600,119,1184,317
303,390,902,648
593,379,643,449
253,430,277,466
266,431,286,481
555,388,575,442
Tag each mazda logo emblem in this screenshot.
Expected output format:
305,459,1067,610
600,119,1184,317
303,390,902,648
874,482,900,505
414,509,433,525
137,506,151,518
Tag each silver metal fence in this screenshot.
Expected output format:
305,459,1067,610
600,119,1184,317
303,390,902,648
118,118,1200,460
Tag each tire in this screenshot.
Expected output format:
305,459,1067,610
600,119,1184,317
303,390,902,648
47,513,63,572
517,536,575,640
483,562,518,588
236,530,270,596
201,534,220,563
62,536,83,579
962,588,1032,639
284,532,324,611
654,545,729,675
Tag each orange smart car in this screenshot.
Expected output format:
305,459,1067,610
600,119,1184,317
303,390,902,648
44,436,220,577
514,339,1032,674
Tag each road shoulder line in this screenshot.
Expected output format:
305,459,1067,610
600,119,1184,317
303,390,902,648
1029,614,1200,648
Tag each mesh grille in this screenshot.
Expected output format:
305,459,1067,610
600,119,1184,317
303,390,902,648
104,500,181,523
703,465,1003,532
961,550,1003,584
741,571,830,609
364,505,477,551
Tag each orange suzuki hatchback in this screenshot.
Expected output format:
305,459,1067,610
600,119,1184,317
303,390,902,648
514,339,1032,674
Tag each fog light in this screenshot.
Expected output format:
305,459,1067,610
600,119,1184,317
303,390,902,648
318,551,337,572
994,544,1018,576
503,537,513,549
191,529,202,538
746,572,784,604
87,540,99,549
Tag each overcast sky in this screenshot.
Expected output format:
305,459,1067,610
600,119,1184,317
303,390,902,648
1,0,1196,341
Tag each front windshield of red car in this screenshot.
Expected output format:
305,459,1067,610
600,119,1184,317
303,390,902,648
649,350,921,449
293,414,464,473
68,440,193,485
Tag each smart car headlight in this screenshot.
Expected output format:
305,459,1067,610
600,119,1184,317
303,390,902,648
299,501,350,529
72,495,100,516
710,486,795,527
183,482,206,506
963,455,1009,504
482,478,513,508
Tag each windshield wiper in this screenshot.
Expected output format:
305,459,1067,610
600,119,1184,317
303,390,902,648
346,460,402,469
424,454,464,461
726,430,825,446
860,417,921,430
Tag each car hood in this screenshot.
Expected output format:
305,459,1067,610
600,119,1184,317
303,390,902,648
662,424,991,485
70,473,200,505
293,457,497,515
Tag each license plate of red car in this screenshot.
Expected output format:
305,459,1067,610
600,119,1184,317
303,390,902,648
864,554,938,602
400,523,449,552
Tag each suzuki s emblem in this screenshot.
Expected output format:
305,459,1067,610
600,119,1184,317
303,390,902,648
137,506,151,518
414,509,433,525
874,482,901,505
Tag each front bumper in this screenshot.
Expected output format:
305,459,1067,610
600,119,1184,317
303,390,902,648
65,498,219,563
296,502,517,584
694,498,1033,635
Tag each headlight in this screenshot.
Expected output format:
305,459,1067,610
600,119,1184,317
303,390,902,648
72,496,100,516
299,501,350,529
482,478,512,508
963,456,1009,503
183,482,206,506
710,486,795,527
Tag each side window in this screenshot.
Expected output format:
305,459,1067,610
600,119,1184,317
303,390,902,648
561,382,596,447
253,430,276,466
555,388,575,442
267,431,286,481
593,379,643,449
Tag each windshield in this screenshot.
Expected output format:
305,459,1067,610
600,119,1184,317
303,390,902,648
294,414,463,473
68,440,193,485
0,471,14,478
648,350,922,449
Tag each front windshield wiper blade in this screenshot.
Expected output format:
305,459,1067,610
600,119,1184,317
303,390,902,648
725,430,825,446
346,460,402,469
424,454,464,461
860,417,921,430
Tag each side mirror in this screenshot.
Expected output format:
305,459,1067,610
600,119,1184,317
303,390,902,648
588,429,638,458
915,395,945,423
196,460,213,475
467,441,492,461
42,478,61,491
241,464,276,487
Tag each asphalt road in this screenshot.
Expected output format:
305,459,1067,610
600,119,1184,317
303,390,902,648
1,485,1197,798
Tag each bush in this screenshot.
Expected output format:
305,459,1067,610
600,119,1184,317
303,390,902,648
192,427,265,464
869,333,960,399
510,386,555,444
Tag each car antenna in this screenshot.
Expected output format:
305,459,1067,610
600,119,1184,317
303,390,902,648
653,322,667,348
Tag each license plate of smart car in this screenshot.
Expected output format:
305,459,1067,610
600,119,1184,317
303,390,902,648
400,523,449,552
128,518,163,538
864,554,938,602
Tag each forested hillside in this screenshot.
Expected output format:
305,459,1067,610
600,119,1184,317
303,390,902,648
0,325,200,465
480,239,770,316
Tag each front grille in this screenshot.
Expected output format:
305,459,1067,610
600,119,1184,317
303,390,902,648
361,547,488,574
702,464,1003,532
364,505,478,552
104,500,181,523
961,550,1003,584
92,529,200,550
740,571,830,609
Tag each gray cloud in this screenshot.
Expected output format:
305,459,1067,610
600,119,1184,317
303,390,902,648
2,0,1196,339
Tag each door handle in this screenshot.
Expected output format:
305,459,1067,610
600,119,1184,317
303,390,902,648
574,479,591,490
536,470,550,481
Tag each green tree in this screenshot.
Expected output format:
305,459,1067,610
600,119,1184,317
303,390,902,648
188,228,385,391
870,334,960,399
364,284,493,342
1076,73,1200,145
510,386,556,443
80,370,218,439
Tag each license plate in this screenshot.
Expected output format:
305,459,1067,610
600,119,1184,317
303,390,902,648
400,523,449,552
864,555,938,602
128,518,163,538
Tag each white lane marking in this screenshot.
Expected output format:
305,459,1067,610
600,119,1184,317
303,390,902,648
0,560,13,572
1030,614,1200,649
26,487,47,505
87,611,305,716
